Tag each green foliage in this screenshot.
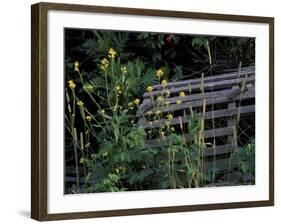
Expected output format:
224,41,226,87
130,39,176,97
83,31,129,59
232,140,255,183
191,36,209,48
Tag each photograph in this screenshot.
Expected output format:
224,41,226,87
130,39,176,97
64,29,256,194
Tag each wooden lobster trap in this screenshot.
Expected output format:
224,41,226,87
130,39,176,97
65,66,256,189
137,66,255,180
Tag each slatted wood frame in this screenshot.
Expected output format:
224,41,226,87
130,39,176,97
65,67,255,184
137,66,255,175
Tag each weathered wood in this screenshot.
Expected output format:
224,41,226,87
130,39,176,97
140,105,255,128
145,76,254,98
227,85,239,145
204,158,234,173
65,166,85,176
65,176,88,184
142,88,254,116
146,126,235,146
145,73,254,98
151,66,255,89
140,86,255,112
203,144,235,157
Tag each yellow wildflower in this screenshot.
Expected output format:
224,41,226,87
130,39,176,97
167,114,173,121
115,85,121,92
77,101,84,107
161,80,168,87
101,58,109,70
108,48,117,58
134,99,140,105
128,102,134,109
164,101,170,106
101,58,109,65
165,89,171,97
176,100,182,105
121,66,127,74
170,127,175,132
99,109,105,114
83,83,93,92
74,61,79,72
86,115,92,121
156,68,164,78
179,91,186,97
68,80,76,89
79,157,85,164
146,86,153,92
155,110,162,115
157,96,164,102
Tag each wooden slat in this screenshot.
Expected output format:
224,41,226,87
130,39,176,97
144,76,254,98
151,67,255,89
142,88,254,116
146,126,235,147
140,86,255,112
203,144,235,157
204,158,232,173
146,72,255,98
65,176,87,184
140,105,255,128
65,166,85,176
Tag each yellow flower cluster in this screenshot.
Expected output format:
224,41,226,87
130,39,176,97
121,66,127,74
134,99,140,105
74,61,79,72
165,89,170,97
164,101,170,106
108,48,117,58
167,114,173,121
77,101,84,107
101,58,109,70
156,68,164,78
99,109,105,114
68,80,76,89
115,84,122,94
176,100,182,105
128,102,134,109
86,116,92,122
161,80,168,87
157,96,164,103
79,157,85,164
146,86,153,92
179,91,186,97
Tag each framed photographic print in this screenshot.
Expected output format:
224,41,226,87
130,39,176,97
31,2,274,221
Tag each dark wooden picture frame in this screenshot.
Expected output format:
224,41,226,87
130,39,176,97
31,2,274,221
